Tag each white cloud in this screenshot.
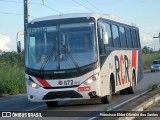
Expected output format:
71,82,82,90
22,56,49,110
0,34,11,51
142,35,153,43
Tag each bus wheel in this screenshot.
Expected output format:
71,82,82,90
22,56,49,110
101,81,112,104
46,101,58,108
127,72,136,94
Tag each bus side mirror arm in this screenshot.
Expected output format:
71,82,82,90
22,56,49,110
103,32,109,44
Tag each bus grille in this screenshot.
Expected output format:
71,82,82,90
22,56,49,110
43,90,83,100
43,85,79,89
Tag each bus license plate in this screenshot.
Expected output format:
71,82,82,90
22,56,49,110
63,80,73,86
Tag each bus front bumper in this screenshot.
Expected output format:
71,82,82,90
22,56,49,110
27,85,100,102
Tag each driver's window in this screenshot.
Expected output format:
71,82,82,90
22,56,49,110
98,28,106,55
29,36,36,63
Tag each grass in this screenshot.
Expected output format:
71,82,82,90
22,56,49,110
0,65,26,95
148,83,160,92
142,52,160,70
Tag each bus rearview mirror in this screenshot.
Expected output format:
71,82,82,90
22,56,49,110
17,41,21,53
103,32,109,44
16,31,24,53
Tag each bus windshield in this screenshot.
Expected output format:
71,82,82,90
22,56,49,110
26,22,97,71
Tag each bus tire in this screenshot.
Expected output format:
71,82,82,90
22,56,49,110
127,72,136,94
46,101,58,108
101,80,112,104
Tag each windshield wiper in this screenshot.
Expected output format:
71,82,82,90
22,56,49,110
63,45,80,71
39,45,80,72
40,48,56,72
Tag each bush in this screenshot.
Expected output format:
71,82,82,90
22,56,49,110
0,65,26,95
142,52,160,70
0,51,26,95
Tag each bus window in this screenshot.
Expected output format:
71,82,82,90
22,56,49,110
126,27,133,48
131,29,138,48
98,28,106,55
112,25,121,48
105,23,113,48
136,30,141,48
134,30,139,48
29,36,36,63
119,26,127,48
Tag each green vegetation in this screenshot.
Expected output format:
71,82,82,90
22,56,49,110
142,52,160,70
0,51,26,95
148,84,158,92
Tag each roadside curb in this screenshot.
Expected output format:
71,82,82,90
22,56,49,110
115,88,160,120
99,87,160,120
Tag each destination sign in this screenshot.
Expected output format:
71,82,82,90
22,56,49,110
30,26,57,33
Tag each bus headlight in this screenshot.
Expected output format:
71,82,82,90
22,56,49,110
83,73,99,85
27,80,41,89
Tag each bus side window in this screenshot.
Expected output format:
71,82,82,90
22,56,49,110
131,29,138,48
136,30,141,48
112,25,121,48
98,28,106,55
105,23,114,48
126,27,133,48
119,26,127,48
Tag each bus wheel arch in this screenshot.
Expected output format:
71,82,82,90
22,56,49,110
120,69,136,95
101,73,115,104
128,69,136,94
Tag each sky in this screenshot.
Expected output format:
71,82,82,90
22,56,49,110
0,0,160,51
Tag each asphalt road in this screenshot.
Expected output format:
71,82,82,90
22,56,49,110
0,71,160,119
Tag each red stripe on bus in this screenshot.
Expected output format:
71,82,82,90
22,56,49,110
120,55,125,84
36,78,52,87
131,50,137,87
132,50,137,69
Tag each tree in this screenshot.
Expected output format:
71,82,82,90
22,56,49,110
142,46,153,54
0,51,24,67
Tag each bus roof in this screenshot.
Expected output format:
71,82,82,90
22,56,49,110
30,13,137,27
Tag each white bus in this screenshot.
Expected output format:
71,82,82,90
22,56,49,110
18,13,143,107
